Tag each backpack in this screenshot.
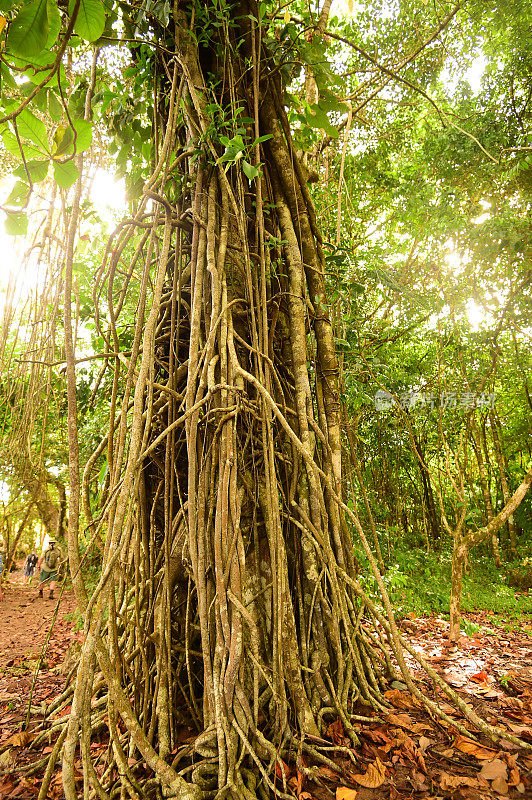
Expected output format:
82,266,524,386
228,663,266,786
44,548,59,570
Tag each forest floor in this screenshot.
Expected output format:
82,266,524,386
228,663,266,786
0,572,531,800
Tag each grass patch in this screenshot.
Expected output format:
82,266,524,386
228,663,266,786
356,542,532,619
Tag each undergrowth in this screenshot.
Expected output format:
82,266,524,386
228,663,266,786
357,537,532,620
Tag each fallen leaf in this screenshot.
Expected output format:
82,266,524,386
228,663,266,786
439,774,480,791
394,728,426,772
0,748,16,770
453,734,498,760
336,788,357,800
508,767,521,786
351,757,386,788
275,758,290,780
470,671,489,683
318,766,339,781
383,689,420,710
409,770,428,791
327,718,347,745
385,712,416,732
479,759,507,781
418,736,434,753
491,776,509,794
1,730,32,749
288,768,304,797
445,671,467,687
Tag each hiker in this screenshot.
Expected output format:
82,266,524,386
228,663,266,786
23,551,38,585
0,549,3,600
36,540,62,600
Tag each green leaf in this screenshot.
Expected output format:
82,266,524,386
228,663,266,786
72,119,93,151
4,211,28,235
4,180,30,207
319,91,349,114
70,0,106,42
305,105,338,138
252,134,273,146
53,159,80,188
20,83,48,113
0,62,17,90
52,125,74,156
7,0,49,57
45,0,61,47
52,120,93,157
7,52,66,87
47,90,63,121
2,129,42,160
13,159,49,183
242,160,259,181
17,108,49,152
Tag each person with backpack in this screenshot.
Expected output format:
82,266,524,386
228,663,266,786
24,551,38,585
36,540,62,600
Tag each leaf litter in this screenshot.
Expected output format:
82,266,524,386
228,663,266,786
1,582,531,800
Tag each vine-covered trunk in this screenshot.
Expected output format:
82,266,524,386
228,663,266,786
59,4,532,797
62,4,397,796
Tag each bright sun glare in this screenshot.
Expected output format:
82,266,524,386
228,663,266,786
0,168,126,312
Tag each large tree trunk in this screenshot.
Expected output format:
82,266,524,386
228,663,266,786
62,5,396,797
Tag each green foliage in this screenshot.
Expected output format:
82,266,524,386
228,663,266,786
366,545,532,619
70,0,106,42
6,0,59,57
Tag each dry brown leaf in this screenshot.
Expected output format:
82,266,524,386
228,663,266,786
327,718,347,745
275,758,290,780
479,759,507,781
394,728,426,773
418,736,434,753
385,712,416,732
508,766,521,786
409,771,427,791
453,734,498,760
383,689,421,710
491,776,509,795
1,730,32,749
336,788,357,800
439,773,480,791
318,766,339,781
288,768,305,797
351,757,386,788
470,671,489,683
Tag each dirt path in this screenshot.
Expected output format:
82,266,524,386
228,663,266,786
0,571,80,797
0,575,77,667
